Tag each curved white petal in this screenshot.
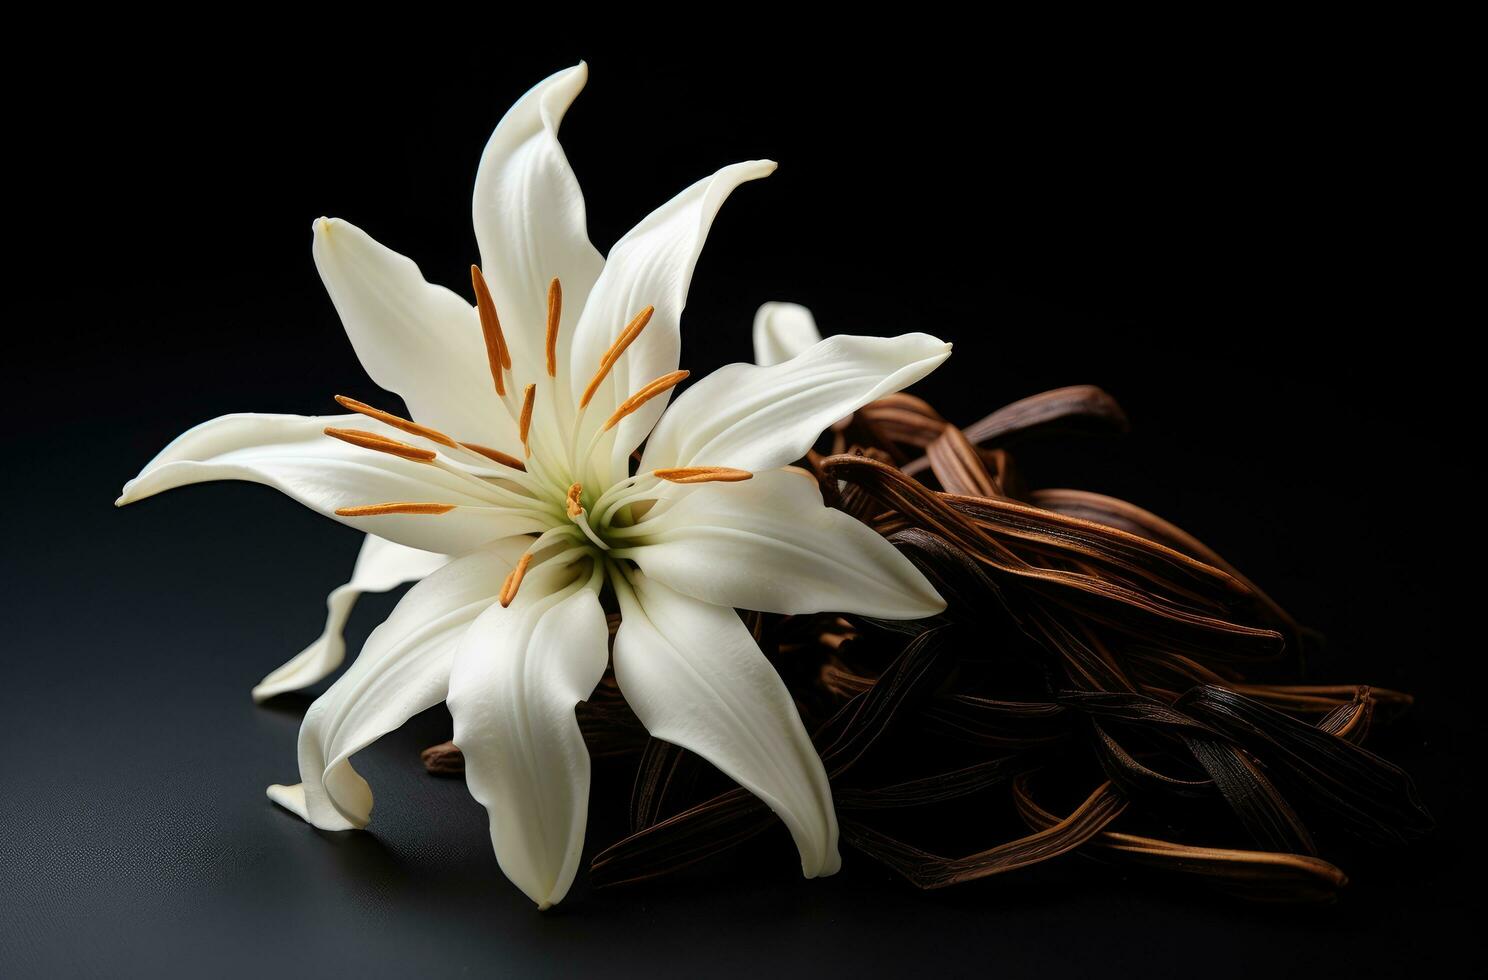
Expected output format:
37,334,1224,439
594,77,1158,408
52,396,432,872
116,412,548,555
447,560,607,909
611,570,840,878
640,333,951,474
473,63,604,393
752,302,822,366
269,543,525,830
251,536,450,703
312,217,519,450
621,468,944,619
567,160,777,477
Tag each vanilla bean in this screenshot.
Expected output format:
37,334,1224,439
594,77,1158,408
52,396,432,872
420,740,464,776
842,781,1128,890
901,385,1129,477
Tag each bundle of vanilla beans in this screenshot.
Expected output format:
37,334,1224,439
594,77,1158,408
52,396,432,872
425,385,1431,902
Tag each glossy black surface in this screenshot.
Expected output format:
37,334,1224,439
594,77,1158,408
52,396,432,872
3,28,1470,978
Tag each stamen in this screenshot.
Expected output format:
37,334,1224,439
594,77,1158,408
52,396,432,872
324,427,437,463
334,502,455,517
603,370,689,431
653,467,754,484
499,552,534,608
579,305,656,409
460,442,527,471
518,383,536,454
545,277,562,378
566,482,584,517
333,395,459,449
471,265,510,395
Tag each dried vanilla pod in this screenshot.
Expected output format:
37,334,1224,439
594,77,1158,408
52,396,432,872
583,383,1430,902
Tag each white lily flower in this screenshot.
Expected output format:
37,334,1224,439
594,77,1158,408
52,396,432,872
117,64,950,909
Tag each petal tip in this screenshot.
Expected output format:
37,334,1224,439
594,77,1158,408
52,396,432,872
266,782,310,821
741,159,778,181
821,846,843,877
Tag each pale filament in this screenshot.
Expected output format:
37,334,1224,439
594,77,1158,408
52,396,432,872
578,370,690,473
327,392,544,498
591,466,753,529
593,473,682,529
566,303,657,483
594,480,657,528
325,424,562,522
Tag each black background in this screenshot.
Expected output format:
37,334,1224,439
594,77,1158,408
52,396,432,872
3,23,1473,978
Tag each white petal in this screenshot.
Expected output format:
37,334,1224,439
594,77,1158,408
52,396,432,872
472,63,605,391
611,570,840,878
269,544,525,830
251,536,450,703
447,561,607,909
752,302,822,366
116,412,548,555
640,333,951,474
567,161,777,476
312,217,519,449
621,468,944,619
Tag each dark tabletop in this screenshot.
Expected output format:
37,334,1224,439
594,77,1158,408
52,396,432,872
3,25,1472,979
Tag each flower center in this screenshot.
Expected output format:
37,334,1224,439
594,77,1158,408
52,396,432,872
321,266,754,607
